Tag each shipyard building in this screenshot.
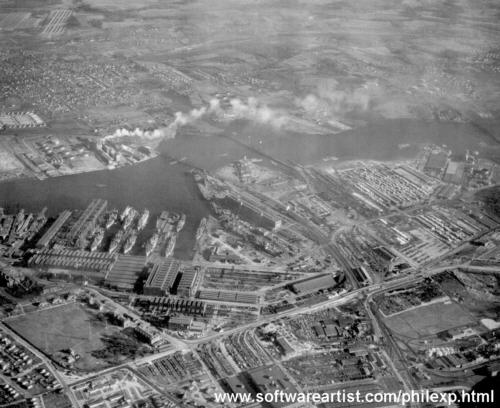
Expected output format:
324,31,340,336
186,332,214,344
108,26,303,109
143,259,181,296
104,255,148,291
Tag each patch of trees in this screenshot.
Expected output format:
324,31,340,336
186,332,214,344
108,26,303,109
92,331,149,363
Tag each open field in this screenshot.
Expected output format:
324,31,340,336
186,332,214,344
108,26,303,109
384,300,475,339
0,150,23,171
6,302,122,371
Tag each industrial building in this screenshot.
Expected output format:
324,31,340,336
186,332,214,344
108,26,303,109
36,210,72,248
67,199,107,245
215,195,279,231
168,315,193,331
197,290,260,305
291,273,337,295
173,266,198,297
143,259,181,296
104,255,147,291
247,365,299,408
222,376,253,401
134,296,207,317
275,336,294,356
29,248,115,273
134,324,164,346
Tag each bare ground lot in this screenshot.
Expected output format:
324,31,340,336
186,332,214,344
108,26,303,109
6,302,122,371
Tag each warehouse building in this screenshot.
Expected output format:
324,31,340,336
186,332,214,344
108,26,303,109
36,210,72,248
143,259,181,296
173,266,198,297
197,290,260,305
247,365,298,408
291,273,337,295
67,199,107,244
29,248,115,273
104,255,147,291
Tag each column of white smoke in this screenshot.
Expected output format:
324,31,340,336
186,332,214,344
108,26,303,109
104,96,286,141
159,105,210,139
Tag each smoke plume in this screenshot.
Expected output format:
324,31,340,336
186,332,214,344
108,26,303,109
228,97,288,128
296,79,376,117
104,97,287,141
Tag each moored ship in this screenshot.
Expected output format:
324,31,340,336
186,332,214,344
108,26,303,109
168,212,180,224
108,229,124,253
123,208,137,230
105,210,118,229
163,235,176,258
156,211,171,232
145,232,159,256
90,229,104,252
196,217,207,241
123,232,137,254
120,206,132,222
176,213,186,232
137,209,149,230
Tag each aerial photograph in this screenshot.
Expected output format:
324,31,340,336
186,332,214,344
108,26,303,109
0,0,499,407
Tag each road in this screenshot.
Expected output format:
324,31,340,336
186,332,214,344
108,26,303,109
0,321,81,408
180,263,470,347
84,286,188,351
4,252,498,408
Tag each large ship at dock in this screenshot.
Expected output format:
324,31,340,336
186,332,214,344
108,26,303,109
163,235,176,258
176,213,186,232
156,211,169,231
196,217,207,241
105,210,118,229
123,232,137,254
193,172,225,200
108,229,124,253
168,212,180,224
137,209,149,230
90,229,104,252
120,206,132,222
145,232,158,256
123,208,137,230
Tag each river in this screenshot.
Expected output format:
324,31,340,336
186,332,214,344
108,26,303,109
0,156,211,260
0,118,496,260
162,118,498,170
